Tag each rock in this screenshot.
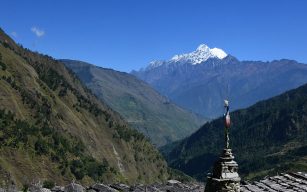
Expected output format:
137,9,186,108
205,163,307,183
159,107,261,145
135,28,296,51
64,183,85,192
29,185,51,192
42,189,52,192
167,180,181,184
51,186,64,192
109,183,129,191
90,183,118,192
1,185,18,192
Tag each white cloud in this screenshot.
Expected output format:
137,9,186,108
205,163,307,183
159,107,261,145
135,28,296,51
11,31,18,38
31,27,45,37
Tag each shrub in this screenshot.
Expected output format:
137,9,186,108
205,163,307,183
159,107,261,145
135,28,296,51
0,61,6,70
70,159,85,180
43,180,55,189
0,109,110,182
34,137,49,155
22,183,29,192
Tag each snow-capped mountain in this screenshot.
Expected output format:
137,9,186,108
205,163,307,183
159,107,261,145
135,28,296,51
148,44,227,69
132,45,307,118
170,44,227,64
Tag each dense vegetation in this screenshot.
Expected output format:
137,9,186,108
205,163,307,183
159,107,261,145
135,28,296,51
163,83,307,181
0,28,169,187
0,53,7,70
0,109,111,181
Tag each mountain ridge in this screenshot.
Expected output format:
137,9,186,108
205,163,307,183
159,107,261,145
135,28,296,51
132,47,307,118
162,82,307,181
144,44,227,70
0,28,169,187
62,59,206,146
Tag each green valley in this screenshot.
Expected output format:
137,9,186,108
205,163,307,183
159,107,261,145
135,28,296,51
63,60,205,146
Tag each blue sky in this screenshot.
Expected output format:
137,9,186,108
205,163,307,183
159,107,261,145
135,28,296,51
1,0,307,72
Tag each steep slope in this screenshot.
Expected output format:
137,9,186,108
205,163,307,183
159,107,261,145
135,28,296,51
0,28,169,187
132,44,307,118
62,60,205,146
162,83,307,181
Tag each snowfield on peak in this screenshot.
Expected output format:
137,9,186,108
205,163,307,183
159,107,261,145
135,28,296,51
171,44,227,64
210,47,228,59
148,44,227,69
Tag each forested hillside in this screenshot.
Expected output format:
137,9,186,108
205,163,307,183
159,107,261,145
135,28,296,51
163,83,307,181
0,28,169,188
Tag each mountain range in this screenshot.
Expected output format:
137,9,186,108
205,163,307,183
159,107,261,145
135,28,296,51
62,60,205,146
1,25,307,188
0,28,170,187
162,82,307,181
132,44,307,118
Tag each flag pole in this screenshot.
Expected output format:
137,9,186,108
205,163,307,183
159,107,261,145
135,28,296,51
224,100,230,149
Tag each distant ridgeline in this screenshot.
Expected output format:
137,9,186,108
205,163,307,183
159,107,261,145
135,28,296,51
132,44,307,119
162,83,307,181
0,28,170,187
62,59,205,147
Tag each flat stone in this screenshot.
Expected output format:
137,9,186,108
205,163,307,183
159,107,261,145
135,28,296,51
167,180,181,184
240,172,307,192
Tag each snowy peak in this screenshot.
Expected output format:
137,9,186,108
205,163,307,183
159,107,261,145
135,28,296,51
210,48,228,59
196,44,210,52
147,44,227,69
170,44,227,64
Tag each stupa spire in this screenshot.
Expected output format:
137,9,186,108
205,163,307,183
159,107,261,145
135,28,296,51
204,100,241,192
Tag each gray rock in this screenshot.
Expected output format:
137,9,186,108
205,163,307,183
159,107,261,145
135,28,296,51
64,183,85,192
109,183,129,192
1,185,18,192
51,186,64,192
29,185,52,192
90,183,118,192
28,183,51,192
167,180,181,185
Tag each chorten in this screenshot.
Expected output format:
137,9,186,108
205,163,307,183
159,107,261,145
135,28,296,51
205,100,240,192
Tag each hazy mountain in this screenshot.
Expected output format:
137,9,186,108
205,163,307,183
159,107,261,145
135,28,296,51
62,60,205,146
0,28,169,187
161,83,307,181
132,44,307,118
